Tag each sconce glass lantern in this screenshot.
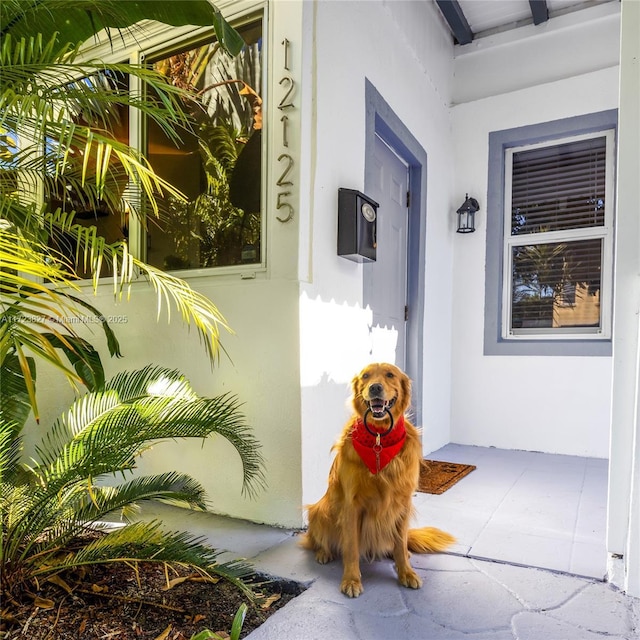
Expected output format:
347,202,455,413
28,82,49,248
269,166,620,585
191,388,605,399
456,194,480,233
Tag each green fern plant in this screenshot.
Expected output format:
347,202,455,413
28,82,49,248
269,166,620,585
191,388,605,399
0,363,266,605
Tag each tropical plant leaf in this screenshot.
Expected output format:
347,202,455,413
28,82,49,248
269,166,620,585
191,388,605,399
0,353,35,431
41,521,257,596
34,366,264,497
0,417,24,486
40,332,105,391
1,7,263,614
0,227,79,293
0,275,117,419
1,0,245,56
36,211,230,363
60,294,123,359
1,366,265,602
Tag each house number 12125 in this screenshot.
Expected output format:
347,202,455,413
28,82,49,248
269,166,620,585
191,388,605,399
276,38,295,223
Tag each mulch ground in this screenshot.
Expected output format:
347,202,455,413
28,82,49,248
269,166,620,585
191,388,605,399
1,561,303,639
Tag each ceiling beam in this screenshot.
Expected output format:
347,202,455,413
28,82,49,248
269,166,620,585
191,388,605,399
435,0,474,45
529,0,549,25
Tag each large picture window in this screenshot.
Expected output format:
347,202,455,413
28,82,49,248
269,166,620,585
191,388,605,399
46,17,264,276
503,132,615,338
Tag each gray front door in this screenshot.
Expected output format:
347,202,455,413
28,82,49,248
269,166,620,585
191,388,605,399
365,135,410,368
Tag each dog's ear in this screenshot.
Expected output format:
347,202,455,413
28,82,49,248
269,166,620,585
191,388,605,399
400,371,412,406
351,372,367,413
351,372,362,396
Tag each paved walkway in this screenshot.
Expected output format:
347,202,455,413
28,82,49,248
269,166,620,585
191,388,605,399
140,503,640,640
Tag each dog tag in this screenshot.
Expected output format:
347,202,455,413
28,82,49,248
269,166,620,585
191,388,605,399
374,435,382,473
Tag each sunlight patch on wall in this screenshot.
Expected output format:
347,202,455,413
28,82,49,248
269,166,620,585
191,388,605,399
370,323,399,363
299,292,398,386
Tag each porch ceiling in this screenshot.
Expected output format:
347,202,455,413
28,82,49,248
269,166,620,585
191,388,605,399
434,0,617,45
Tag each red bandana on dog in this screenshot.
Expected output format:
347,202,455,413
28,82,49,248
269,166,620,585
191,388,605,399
351,416,406,474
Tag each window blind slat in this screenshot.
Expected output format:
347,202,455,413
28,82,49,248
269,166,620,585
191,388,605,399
511,137,607,235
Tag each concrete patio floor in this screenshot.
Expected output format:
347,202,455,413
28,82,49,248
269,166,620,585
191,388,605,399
136,445,639,639
414,444,608,579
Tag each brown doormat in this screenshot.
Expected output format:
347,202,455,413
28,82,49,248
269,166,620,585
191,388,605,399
418,459,476,495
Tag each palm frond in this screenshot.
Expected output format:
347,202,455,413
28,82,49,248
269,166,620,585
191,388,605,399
131,264,232,363
39,521,257,598
2,364,265,601
63,294,123,359
1,0,260,608
0,268,105,419
0,354,35,432
34,211,231,359
74,472,210,520
1,482,35,543
0,278,122,418
1,14,237,377
3,472,209,560
34,366,264,497
0,418,24,485
2,495,65,561
0,227,79,292
1,1,245,56
104,365,198,402
40,332,105,390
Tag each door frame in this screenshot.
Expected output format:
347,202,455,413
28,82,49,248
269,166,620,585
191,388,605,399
364,79,428,426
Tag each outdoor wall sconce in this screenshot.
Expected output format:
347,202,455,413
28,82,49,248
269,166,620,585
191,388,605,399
456,194,480,233
337,188,378,262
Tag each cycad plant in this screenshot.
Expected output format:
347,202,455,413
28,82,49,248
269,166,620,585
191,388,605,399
0,2,270,628
0,362,266,605
0,0,245,415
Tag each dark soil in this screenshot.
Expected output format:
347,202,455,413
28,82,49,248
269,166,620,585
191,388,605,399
1,562,303,639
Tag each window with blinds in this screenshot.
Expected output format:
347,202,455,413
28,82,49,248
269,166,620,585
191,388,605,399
502,131,615,338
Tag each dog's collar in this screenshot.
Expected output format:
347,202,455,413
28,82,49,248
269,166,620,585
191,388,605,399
351,415,406,474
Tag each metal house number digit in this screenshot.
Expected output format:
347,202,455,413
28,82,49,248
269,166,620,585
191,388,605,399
276,38,295,223
276,153,294,186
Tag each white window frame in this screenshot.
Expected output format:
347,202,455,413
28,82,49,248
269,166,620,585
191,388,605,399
500,130,616,341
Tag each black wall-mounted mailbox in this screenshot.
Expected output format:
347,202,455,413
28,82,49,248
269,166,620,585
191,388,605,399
337,188,378,263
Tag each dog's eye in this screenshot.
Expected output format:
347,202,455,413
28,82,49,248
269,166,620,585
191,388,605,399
362,373,370,380
385,372,394,378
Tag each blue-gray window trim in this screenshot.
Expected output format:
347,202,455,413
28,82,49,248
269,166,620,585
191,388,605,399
364,78,428,422
484,109,618,357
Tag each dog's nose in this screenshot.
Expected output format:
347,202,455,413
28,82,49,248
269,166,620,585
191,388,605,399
368,383,383,397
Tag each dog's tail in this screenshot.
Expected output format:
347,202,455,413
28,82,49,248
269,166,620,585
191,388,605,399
407,527,456,554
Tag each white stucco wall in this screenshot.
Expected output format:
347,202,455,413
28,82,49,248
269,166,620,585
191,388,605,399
297,0,456,507
28,277,302,526
449,4,620,458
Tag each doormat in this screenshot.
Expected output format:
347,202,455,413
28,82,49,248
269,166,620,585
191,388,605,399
418,460,476,495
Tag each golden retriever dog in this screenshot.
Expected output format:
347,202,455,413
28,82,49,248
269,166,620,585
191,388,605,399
299,362,455,597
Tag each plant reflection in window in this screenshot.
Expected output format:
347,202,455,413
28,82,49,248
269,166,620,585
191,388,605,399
150,21,263,270
511,238,602,330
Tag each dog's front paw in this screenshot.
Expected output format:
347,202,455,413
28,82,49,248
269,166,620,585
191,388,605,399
315,549,334,564
398,569,423,590
340,577,364,598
